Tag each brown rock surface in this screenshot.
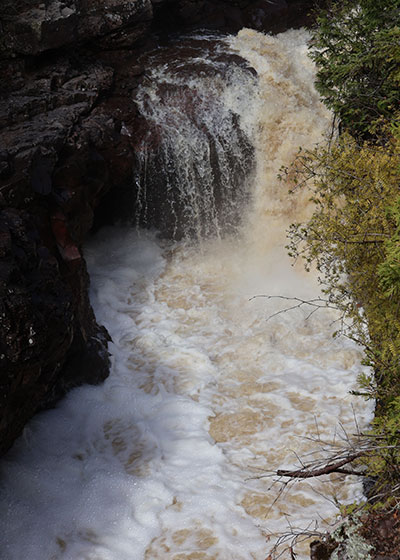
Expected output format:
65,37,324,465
310,510,400,560
360,510,400,560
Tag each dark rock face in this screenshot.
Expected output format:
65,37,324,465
0,0,323,455
1,0,153,55
0,208,109,452
0,46,143,454
153,0,288,34
152,0,323,34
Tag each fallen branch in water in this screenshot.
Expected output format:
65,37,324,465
276,451,366,479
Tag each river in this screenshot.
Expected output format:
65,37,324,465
0,28,373,560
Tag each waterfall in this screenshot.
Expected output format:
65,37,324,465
132,34,256,239
0,29,373,560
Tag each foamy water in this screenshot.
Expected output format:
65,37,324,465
0,29,373,560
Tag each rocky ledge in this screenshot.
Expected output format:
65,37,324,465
0,0,323,455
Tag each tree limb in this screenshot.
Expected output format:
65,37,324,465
276,451,365,479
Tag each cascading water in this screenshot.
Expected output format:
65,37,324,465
132,35,256,239
0,29,373,560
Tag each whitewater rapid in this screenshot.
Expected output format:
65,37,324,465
0,29,373,560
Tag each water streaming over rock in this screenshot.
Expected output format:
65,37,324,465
0,29,373,560
132,35,256,239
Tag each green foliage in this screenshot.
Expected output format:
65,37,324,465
287,132,400,365
309,0,400,137
286,128,400,500
289,130,400,386
378,198,400,297
287,0,400,519
362,397,400,500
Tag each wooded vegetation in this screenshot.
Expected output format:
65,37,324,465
309,0,400,137
284,0,400,509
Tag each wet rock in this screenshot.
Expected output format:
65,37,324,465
127,36,256,239
0,44,117,454
0,209,72,454
243,0,288,32
0,207,110,455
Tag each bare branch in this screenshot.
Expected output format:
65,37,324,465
276,451,365,479
248,295,340,323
